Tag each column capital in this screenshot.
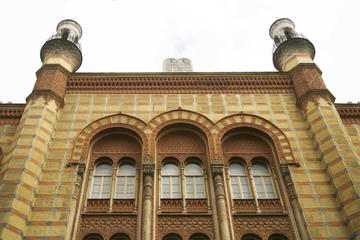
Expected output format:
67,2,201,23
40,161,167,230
142,158,155,176
210,158,224,176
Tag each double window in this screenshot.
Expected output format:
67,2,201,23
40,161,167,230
90,160,136,200
161,161,205,199
229,160,276,200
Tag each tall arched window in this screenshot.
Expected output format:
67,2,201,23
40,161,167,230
115,162,135,199
269,233,288,240
189,233,210,240
162,233,182,240
162,163,180,198
185,162,205,199
253,162,276,199
91,163,112,199
83,233,104,240
229,162,251,199
241,233,261,240
110,233,130,240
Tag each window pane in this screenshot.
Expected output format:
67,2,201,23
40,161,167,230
240,176,252,199
91,177,101,198
95,163,112,175
254,177,266,199
163,163,179,175
116,177,125,198
162,176,170,198
264,177,276,199
196,177,204,198
118,163,135,176
185,163,202,175
231,177,241,199
102,176,111,198
252,162,268,175
229,163,246,175
186,176,194,198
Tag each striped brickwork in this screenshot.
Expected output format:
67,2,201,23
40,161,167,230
0,97,59,240
303,98,360,239
20,92,350,239
1,89,358,239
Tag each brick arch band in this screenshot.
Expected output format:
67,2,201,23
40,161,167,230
147,109,215,160
68,113,148,166
68,111,297,166
214,113,297,165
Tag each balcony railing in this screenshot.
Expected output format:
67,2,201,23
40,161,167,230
47,34,82,50
272,32,307,53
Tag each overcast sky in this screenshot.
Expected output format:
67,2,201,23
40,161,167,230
1,0,359,103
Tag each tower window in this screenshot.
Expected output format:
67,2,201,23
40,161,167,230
62,30,69,40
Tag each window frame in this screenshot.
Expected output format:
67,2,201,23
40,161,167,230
252,161,277,199
90,162,113,199
184,162,205,199
115,161,136,199
161,161,181,199
228,161,252,199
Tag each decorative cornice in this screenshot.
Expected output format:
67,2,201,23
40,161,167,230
0,104,25,119
36,63,72,77
335,103,360,123
66,72,293,94
296,89,335,107
26,89,65,107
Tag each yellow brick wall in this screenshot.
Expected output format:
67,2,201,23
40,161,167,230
21,93,351,239
1,93,356,239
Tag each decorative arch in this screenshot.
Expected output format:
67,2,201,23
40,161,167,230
215,113,297,165
68,113,148,166
148,109,215,159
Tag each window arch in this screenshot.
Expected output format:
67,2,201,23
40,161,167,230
185,162,205,199
241,233,262,240
229,160,252,199
189,233,210,240
90,162,112,199
252,161,276,199
83,233,104,240
110,233,130,240
268,233,288,240
162,161,181,198
115,160,136,199
162,233,182,240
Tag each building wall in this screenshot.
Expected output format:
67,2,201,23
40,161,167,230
0,71,359,240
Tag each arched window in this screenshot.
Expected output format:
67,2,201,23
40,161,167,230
91,163,112,199
241,233,261,240
110,233,130,240
229,162,251,199
163,233,182,240
189,233,210,240
62,30,69,40
162,163,180,198
253,162,276,199
115,162,135,199
83,233,104,240
268,233,288,240
185,162,205,199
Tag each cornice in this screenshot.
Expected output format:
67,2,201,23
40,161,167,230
66,72,293,94
335,103,360,118
0,104,25,119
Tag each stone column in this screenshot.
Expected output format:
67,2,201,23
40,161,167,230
141,158,155,240
279,159,310,240
211,158,231,240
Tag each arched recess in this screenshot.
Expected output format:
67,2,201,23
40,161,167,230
215,114,297,165
148,109,215,160
68,113,148,166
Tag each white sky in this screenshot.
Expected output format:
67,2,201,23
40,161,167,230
1,0,359,103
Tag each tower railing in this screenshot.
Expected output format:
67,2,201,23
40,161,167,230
272,32,307,53
47,34,82,51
